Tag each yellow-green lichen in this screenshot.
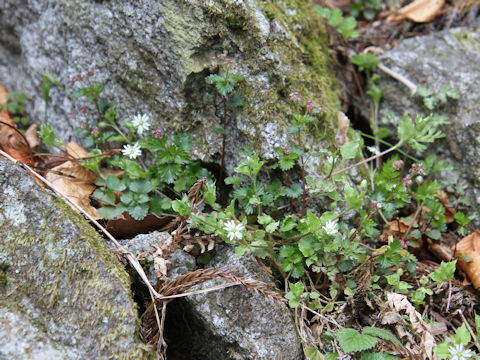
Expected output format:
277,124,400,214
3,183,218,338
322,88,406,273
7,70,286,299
0,178,155,359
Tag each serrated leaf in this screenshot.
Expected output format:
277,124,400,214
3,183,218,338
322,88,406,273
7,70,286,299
279,157,295,171
171,196,192,216
128,204,149,220
123,160,144,179
454,323,471,345
173,133,192,152
97,206,121,220
336,328,378,353
128,179,152,194
340,141,360,160
265,221,279,234
430,260,456,283
285,183,303,198
228,93,244,107
93,189,116,205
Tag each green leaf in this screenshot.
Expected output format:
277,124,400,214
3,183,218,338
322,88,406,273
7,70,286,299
336,328,378,353
345,184,362,210
123,160,145,179
313,5,331,18
285,183,303,198
97,206,121,220
279,157,295,171
304,347,323,360
265,221,279,234
38,122,57,147
328,8,343,27
106,174,126,191
171,195,192,216
104,105,116,123
212,125,230,135
351,54,379,71
203,182,217,207
280,216,297,232
225,176,242,185
360,353,399,360
128,204,149,220
149,196,172,215
430,260,456,283
454,323,471,345
476,313,480,338
216,82,234,96
340,141,360,160
434,341,453,358
258,213,274,225
425,229,441,240
92,188,116,205
398,114,416,144
128,179,153,194
120,191,134,205
173,133,192,152
363,327,402,347
228,93,244,107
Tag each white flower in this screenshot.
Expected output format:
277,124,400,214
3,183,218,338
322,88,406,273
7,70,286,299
223,220,245,241
132,113,150,136
122,142,142,159
322,220,338,235
367,146,380,155
449,344,475,360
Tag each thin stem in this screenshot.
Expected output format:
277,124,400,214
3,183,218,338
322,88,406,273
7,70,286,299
219,96,227,186
402,199,425,244
359,132,419,162
327,143,400,179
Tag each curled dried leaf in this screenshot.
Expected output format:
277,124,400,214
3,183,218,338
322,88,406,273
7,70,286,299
46,160,99,219
456,232,480,289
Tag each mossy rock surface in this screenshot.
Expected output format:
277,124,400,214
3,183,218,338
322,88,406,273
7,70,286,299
0,0,341,174
0,158,154,360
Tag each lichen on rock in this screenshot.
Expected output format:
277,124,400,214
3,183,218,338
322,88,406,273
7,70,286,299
0,0,341,176
0,157,154,360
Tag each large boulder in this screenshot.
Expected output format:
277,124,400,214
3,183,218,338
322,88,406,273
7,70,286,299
111,232,302,359
376,22,480,214
165,245,303,360
0,157,154,359
0,0,341,174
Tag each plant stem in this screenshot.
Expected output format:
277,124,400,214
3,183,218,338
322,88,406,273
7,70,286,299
327,143,400,179
219,96,227,186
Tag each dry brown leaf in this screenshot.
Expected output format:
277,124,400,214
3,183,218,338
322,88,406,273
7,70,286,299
105,213,176,238
387,0,445,23
0,84,8,105
335,111,350,148
24,124,40,152
46,160,99,219
65,141,89,159
456,231,480,289
384,292,436,359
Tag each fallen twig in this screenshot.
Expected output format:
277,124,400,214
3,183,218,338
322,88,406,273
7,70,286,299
378,63,418,96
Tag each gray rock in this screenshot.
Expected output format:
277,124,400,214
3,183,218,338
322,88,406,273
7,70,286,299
0,0,341,176
110,231,196,285
0,157,154,360
377,23,480,215
166,245,303,360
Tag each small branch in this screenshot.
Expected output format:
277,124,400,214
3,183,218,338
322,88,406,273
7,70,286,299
327,144,399,179
378,63,418,96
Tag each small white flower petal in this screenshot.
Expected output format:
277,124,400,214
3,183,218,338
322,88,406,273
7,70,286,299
132,114,150,136
121,142,142,159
